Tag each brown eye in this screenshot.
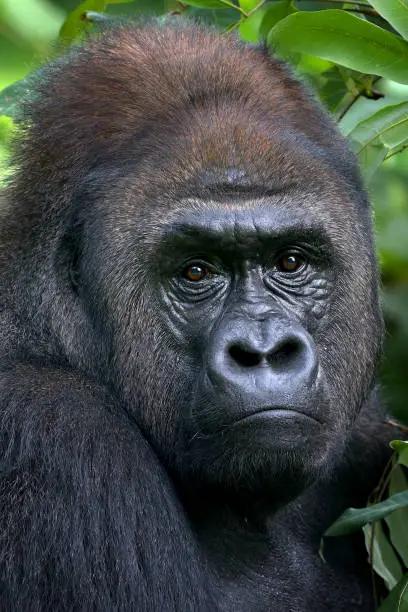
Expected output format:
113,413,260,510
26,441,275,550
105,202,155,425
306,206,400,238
277,252,304,273
183,264,209,282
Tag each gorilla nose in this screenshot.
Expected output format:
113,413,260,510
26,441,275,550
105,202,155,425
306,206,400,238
210,320,318,395
229,336,303,370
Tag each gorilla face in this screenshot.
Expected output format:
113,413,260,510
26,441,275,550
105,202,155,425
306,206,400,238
75,144,382,496
159,197,328,489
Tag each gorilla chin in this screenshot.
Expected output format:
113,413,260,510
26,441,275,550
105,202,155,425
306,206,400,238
182,402,336,496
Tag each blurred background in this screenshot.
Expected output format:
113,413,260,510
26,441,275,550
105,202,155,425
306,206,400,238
1,0,407,422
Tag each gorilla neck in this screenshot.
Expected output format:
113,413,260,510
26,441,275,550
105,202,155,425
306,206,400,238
177,476,308,531
176,480,307,578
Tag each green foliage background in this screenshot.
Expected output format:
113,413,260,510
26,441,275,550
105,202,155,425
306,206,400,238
0,1,408,608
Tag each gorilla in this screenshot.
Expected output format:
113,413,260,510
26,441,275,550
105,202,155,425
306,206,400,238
0,20,394,612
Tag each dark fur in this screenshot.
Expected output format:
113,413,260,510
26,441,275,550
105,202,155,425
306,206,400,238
0,21,394,611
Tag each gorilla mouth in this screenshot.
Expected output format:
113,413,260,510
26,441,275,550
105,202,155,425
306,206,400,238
231,408,322,426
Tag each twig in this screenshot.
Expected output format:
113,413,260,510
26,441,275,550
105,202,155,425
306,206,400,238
295,0,378,16
385,418,408,434
337,76,381,122
345,8,378,16
297,0,372,6
246,0,269,18
384,145,408,161
338,92,362,122
169,2,188,15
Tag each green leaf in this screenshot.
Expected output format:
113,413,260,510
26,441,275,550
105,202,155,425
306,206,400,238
377,574,408,612
363,522,402,590
268,10,408,85
370,0,408,42
59,0,106,43
385,466,408,567
324,490,408,536
181,0,240,9
239,0,258,10
260,1,294,39
391,440,408,468
239,5,269,42
348,102,408,155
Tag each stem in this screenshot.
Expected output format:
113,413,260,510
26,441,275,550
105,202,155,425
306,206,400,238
225,19,244,33
168,1,188,15
338,76,381,122
297,0,372,6
338,92,361,122
345,8,378,16
246,0,269,18
385,418,408,433
370,453,394,504
219,0,246,15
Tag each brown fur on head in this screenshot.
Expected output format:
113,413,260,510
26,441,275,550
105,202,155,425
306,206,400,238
11,20,357,214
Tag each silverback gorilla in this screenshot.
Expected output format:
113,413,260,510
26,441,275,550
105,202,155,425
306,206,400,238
0,20,394,611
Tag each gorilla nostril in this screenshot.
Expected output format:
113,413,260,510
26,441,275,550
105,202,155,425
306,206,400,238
267,340,301,366
229,345,262,368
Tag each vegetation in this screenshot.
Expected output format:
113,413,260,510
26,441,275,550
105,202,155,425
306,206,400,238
0,1,407,608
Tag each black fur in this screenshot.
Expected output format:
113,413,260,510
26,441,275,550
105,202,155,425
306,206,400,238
0,21,394,611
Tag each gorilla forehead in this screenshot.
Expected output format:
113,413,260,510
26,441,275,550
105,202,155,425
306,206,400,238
95,173,366,264
160,199,329,254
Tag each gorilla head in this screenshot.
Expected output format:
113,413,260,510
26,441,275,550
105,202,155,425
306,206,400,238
3,22,382,503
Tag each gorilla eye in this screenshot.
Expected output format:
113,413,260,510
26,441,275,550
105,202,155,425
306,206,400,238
182,264,210,282
276,252,305,273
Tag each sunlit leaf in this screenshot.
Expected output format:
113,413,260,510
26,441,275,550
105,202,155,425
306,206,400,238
239,5,269,42
268,10,408,85
339,97,400,138
325,490,408,536
349,102,408,155
370,0,408,42
363,522,402,590
239,0,259,11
